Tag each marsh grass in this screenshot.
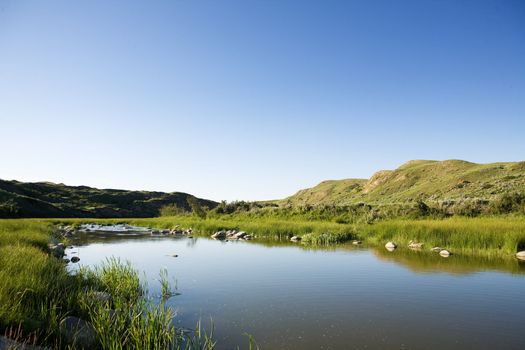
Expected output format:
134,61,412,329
358,217,525,257
0,220,216,349
55,215,525,257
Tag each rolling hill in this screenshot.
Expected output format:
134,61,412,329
0,179,218,218
282,160,525,206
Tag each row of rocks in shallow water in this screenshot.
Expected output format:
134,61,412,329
211,230,253,240
384,241,525,260
151,227,193,236
384,241,453,257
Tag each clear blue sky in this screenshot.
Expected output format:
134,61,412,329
1,0,524,201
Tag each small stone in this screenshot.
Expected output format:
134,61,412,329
439,249,452,257
385,242,397,249
60,316,96,349
234,231,247,239
211,231,226,239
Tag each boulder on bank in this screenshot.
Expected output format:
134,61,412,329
211,231,226,239
59,316,96,349
234,231,247,239
48,243,65,258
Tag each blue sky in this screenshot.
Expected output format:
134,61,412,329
1,0,524,201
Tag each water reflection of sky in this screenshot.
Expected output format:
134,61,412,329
66,234,525,350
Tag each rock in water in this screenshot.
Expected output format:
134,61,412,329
211,231,226,239
385,242,397,249
234,231,247,239
439,249,452,257
71,256,80,263
60,316,96,349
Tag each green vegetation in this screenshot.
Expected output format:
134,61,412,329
357,217,525,257
281,159,525,211
2,160,525,220
0,219,217,349
54,214,525,257
0,179,217,218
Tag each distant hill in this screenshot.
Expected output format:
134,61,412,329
0,180,218,218
282,160,525,206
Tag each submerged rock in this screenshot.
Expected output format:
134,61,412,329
59,316,96,349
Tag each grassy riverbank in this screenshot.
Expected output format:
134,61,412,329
0,219,216,349
1,216,524,347
55,215,525,257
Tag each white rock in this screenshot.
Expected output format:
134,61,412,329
234,231,247,238
385,242,397,249
439,249,451,257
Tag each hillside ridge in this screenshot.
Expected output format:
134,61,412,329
283,159,525,206
0,179,217,218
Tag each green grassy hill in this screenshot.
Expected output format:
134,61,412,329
0,179,217,218
282,160,525,206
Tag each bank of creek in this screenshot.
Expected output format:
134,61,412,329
62,224,525,350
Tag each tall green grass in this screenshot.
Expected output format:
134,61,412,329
54,215,525,256
358,217,525,257
0,220,217,349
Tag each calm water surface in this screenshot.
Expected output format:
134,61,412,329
67,232,525,350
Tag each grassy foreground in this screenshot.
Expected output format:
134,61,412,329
0,219,218,349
